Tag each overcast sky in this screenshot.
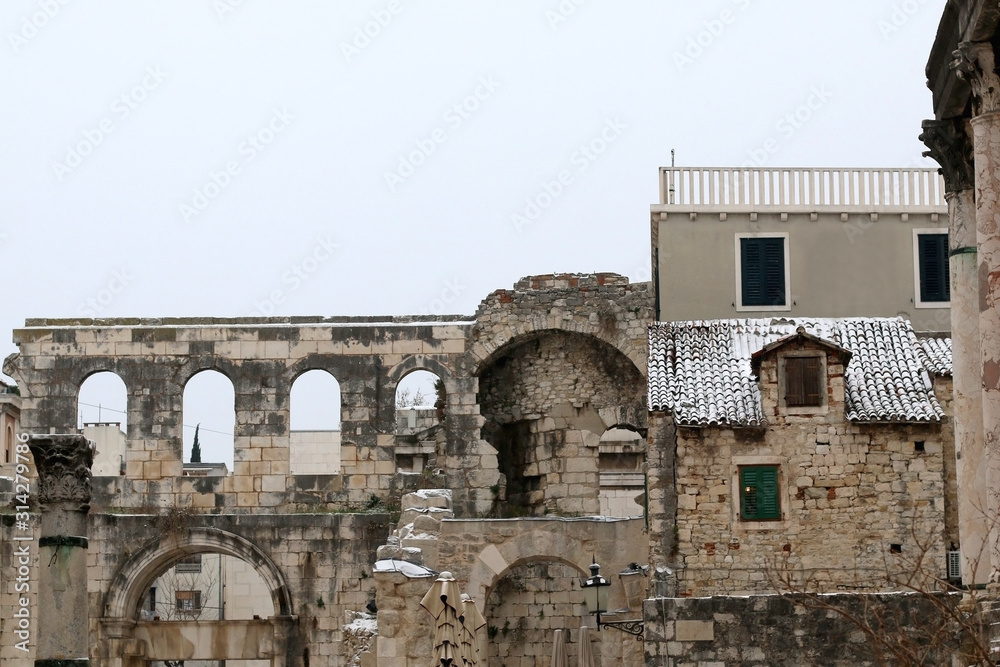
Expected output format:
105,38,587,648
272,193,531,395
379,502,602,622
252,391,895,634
1,0,947,464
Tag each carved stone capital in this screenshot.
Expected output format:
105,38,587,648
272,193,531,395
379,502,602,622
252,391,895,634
27,434,95,510
920,118,975,192
952,41,1000,116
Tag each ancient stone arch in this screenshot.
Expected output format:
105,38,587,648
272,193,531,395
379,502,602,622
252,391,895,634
104,526,292,620
465,528,593,606
101,526,297,666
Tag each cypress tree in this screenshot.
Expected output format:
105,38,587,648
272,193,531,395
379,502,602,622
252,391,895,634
191,423,202,463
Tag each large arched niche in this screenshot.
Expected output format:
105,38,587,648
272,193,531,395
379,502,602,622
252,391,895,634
476,330,646,516
103,526,292,621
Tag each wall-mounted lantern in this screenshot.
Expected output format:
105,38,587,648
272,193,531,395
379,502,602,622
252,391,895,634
581,559,644,638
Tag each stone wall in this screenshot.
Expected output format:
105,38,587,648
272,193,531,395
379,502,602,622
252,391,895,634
643,592,964,666
670,338,952,596
0,273,654,665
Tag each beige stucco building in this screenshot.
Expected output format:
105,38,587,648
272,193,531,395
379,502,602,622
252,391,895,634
651,167,950,332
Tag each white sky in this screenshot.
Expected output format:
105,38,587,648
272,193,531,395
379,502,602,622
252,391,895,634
3,0,947,464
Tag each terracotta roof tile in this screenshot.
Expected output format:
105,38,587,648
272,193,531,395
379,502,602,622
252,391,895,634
648,317,948,427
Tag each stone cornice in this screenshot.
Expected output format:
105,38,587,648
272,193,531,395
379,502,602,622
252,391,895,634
952,41,1000,115
920,117,975,192
27,434,95,510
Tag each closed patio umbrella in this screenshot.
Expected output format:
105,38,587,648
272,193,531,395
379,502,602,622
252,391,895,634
577,625,596,667
550,629,568,667
458,593,486,665
420,571,462,666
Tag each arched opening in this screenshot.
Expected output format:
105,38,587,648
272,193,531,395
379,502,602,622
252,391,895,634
477,331,646,517
183,370,235,473
142,551,274,623
103,528,291,665
485,560,590,666
78,371,128,477
598,426,646,517
289,369,341,474
394,369,443,473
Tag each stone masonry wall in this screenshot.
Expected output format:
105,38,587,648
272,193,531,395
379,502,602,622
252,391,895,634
643,592,963,666
673,340,951,595
0,274,654,665
479,331,646,515
470,273,653,517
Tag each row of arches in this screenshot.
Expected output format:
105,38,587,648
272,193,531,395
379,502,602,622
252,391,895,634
78,368,440,472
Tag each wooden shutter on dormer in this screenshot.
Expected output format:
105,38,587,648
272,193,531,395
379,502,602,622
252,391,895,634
785,356,822,407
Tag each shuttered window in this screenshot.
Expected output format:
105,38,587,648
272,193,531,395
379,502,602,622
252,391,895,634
784,356,822,407
918,234,950,303
741,237,786,307
740,466,780,521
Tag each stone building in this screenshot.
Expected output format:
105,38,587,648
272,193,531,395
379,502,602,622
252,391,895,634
647,317,955,597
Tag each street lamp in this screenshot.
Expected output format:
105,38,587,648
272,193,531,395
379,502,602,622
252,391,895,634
581,558,644,638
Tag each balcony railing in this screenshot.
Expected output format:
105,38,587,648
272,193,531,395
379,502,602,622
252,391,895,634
657,167,947,212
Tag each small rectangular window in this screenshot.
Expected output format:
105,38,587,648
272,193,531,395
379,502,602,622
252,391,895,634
176,590,201,614
741,237,786,307
916,232,950,305
740,465,780,521
784,356,822,407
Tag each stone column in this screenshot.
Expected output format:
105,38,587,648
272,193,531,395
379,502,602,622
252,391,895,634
27,434,95,667
921,117,986,584
954,41,1000,582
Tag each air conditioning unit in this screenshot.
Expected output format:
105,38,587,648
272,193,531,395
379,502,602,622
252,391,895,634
947,550,961,581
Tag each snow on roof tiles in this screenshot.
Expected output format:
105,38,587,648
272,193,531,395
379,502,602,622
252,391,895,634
648,317,948,427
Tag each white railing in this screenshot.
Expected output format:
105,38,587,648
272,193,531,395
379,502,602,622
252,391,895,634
658,167,947,211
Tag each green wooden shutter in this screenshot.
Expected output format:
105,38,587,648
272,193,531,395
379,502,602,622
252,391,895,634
918,234,950,303
757,467,779,519
762,239,786,306
741,238,786,307
741,466,780,520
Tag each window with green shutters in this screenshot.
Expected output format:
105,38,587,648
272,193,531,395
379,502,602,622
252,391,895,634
740,465,780,521
740,237,786,307
917,233,950,303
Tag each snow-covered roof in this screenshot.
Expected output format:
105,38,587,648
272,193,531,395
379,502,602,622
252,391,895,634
648,317,948,427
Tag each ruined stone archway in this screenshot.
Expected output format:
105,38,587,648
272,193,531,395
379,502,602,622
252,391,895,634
476,330,647,516
463,526,612,607
104,526,292,620
102,527,296,665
